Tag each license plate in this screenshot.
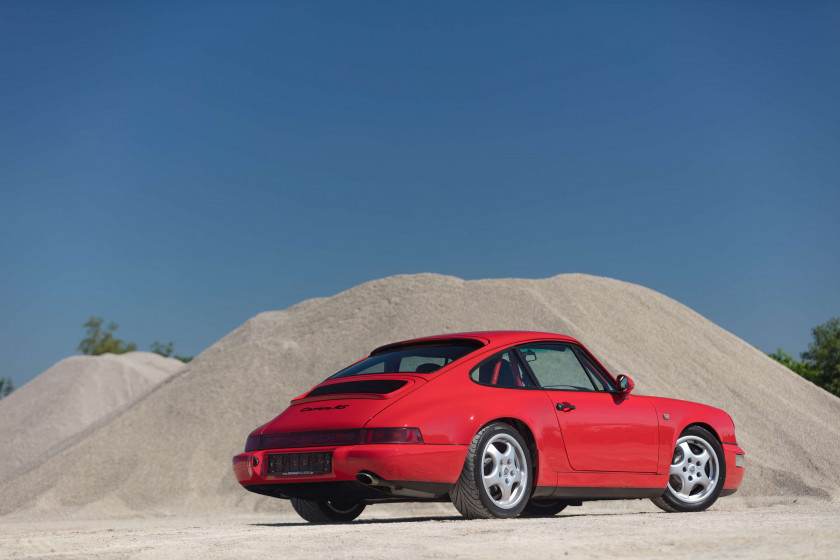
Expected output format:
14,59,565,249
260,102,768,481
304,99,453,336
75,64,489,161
267,452,332,476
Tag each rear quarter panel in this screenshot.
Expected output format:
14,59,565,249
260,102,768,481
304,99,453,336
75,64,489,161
365,366,569,488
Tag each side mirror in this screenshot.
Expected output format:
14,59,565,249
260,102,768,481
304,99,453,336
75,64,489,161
617,374,634,397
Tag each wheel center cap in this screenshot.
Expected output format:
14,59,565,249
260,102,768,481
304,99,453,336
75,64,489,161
503,467,509,475
689,465,696,473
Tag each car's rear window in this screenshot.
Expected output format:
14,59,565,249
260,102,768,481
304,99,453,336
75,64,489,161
329,344,480,379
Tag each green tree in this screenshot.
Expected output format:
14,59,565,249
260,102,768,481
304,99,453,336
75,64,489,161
0,376,14,399
801,317,840,397
769,317,840,398
150,340,193,363
150,341,174,358
77,316,137,356
767,349,817,381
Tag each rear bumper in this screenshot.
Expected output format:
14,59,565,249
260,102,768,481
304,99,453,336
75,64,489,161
233,443,468,500
721,443,745,494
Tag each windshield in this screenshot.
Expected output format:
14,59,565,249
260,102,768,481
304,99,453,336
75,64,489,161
330,344,480,379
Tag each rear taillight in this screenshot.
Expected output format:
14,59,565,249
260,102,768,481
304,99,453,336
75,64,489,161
362,427,424,444
245,435,260,452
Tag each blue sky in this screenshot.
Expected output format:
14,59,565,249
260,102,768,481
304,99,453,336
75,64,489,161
2,2,838,388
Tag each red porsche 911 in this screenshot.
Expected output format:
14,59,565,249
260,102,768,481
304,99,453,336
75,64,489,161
233,331,745,522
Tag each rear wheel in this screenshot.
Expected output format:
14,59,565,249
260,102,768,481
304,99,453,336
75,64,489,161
289,498,366,523
450,422,533,519
520,499,569,517
651,426,726,513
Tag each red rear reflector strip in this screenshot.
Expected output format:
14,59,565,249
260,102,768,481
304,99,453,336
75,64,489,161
259,429,362,449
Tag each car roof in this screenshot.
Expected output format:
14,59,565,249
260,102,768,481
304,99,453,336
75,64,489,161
370,330,581,354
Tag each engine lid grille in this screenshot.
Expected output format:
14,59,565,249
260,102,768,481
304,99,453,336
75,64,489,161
306,379,408,397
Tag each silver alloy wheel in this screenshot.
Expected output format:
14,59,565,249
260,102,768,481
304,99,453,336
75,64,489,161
481,433,528,509
668,434,719,504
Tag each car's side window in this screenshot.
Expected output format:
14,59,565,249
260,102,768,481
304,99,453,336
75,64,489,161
400,355,446,373
517,344,597,391
352,361,386,375
469,351,535,388
572,347,615,391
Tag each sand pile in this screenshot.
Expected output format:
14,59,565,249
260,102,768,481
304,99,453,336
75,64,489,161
1,274,838,517
0,352,183,486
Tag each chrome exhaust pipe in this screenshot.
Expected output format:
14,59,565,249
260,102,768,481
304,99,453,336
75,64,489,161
356,471,382,486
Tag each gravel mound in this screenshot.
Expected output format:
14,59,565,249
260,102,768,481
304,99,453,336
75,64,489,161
1,274,838,517
0,352,183,486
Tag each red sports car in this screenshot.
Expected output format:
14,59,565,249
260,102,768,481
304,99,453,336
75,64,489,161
233,331,745,522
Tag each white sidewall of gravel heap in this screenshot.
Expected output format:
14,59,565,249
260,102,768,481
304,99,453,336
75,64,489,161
0,352,183,485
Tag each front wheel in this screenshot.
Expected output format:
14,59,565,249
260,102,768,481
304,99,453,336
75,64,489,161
289,498,366,523
651,426,726,513
450,422,533,519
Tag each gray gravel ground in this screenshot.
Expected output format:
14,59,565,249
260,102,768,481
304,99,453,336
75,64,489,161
1,501,838,559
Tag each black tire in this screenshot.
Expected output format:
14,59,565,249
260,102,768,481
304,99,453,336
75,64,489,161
289,498,366,523
519,499,569,518
450,422,533,519
651,426,726,513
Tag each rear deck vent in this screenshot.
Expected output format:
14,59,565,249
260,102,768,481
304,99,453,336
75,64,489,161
307,379,408,397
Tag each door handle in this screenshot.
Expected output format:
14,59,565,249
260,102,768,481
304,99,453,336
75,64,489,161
556,402,575,412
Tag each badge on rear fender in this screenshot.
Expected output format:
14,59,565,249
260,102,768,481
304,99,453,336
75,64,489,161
300,404,349,412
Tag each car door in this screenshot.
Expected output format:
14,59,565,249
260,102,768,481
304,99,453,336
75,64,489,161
466,349,570,481
517,343,659,473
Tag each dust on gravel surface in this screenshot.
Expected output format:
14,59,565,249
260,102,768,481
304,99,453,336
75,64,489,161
1,502,838,560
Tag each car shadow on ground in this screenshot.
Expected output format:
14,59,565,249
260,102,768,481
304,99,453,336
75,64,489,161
252,515,464,527
251,511,654,527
